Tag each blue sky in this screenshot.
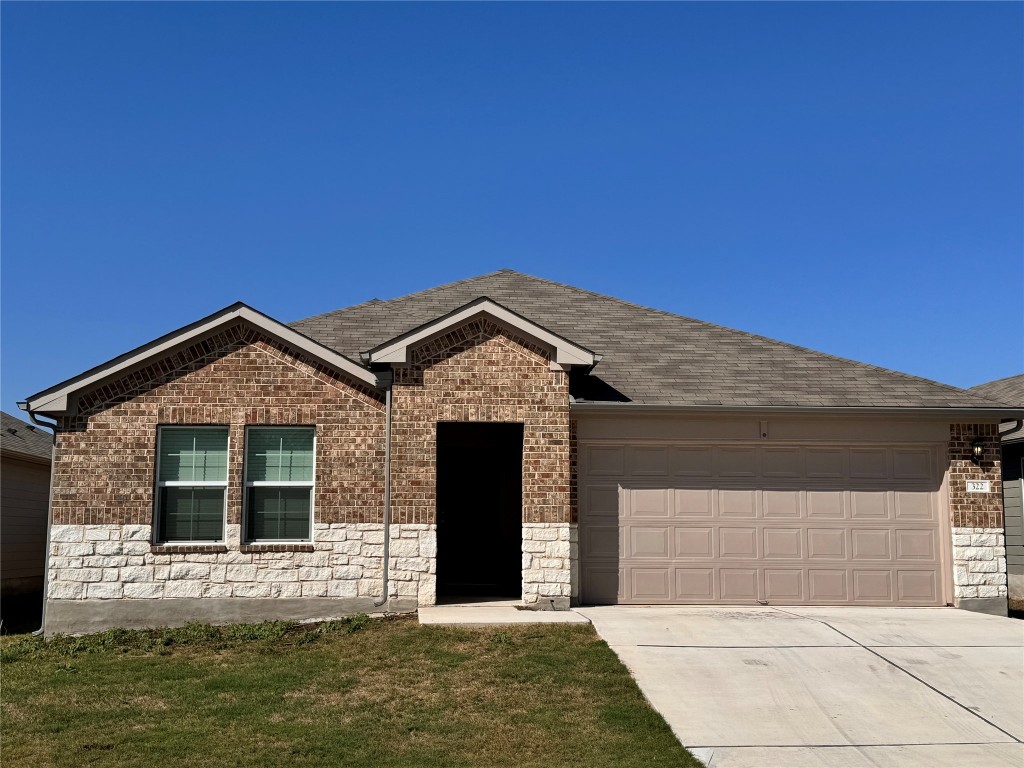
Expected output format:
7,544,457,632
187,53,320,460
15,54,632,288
2,2,1021,417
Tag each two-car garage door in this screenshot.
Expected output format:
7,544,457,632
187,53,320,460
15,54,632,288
579,442,947,606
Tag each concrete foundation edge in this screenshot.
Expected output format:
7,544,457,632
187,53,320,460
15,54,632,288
955,597,1008,617
44,597,418,636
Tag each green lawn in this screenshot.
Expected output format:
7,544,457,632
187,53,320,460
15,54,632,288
0,615,700,768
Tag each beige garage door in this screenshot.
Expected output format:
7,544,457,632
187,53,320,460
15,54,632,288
579,443,947,606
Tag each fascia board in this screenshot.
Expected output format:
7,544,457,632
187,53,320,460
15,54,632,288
24,305,377,415
367,299,595,366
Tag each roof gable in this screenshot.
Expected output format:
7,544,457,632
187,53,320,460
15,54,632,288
363,297,597,368
23,303,379,416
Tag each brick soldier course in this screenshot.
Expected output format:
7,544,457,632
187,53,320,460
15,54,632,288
22,270,1021,633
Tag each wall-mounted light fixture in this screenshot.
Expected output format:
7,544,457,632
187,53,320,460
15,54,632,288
971,438,985,465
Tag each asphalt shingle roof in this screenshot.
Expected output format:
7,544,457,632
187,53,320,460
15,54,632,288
970,374,1024,408
1,411,53,461
291,270,1005,409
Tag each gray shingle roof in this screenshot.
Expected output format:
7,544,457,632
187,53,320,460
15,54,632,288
971,374,1024,408
1,411,52,461
291,270,1004,409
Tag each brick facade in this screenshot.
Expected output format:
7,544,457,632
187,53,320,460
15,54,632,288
948,423,1003,529
52,325,386,528
390,318,571,526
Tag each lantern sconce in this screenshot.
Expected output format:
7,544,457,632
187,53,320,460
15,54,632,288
971,438,985,465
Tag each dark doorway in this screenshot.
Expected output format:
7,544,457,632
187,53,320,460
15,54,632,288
436,422,523,599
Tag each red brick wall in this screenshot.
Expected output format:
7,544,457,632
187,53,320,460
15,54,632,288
949,423,1003,528
52,324,386,526
390,318,570,525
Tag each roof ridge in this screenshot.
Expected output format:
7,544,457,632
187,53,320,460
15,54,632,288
971,372,1024,390
480,272,995,404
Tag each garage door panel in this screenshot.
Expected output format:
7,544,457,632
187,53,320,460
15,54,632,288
853,570,894,601
894,491,935,520
764,490,801,518
808,569,849,601
719,527,757,558
673,447,713,477
631,568,671,601
851,529,892,560
675,568,715,600
808,528,847,559
628,488,671,517
630,527,671,558
897,570,938,602
806,449,845,478
675,527,714,557
581,485,619,520
895,529,936,560
764,569,804,601
580,441,944,607
675,488,713,516
807,490,845,518
764,528,802,559
720,569,758,600
850,449,888,479
720,489,757,518
582,524,620,559
630,446,669,476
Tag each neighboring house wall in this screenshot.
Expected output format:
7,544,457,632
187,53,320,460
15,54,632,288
0,454,51,596
390,318,573,609
43,325,404,634
1002,441,1024,611
948,423,1007,614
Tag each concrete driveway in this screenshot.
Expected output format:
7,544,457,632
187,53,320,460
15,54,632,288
578,606,1024,768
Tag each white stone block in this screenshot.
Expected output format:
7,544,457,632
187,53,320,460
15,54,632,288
94,541,124,556
87,583,123,599
85,527,111,541
977,585,1001,598
271,582,302,598
50,525,83,543
123,582,164,599
164,581,203,598
49,581,84,599
170,562,210,580
122,541,151,556
970,560,998,573
332,565,361,580
121,566,153,583
299,567,329,582
233,583,272,598
257,569,297,582
390,539,420,558
301,582,328,597
395,557,428,573
971,533,996,547
327,580,358,598
420,535,437,559
202,583,233,598
332,540,362,555
530,528,558,541
122,525,152,541
77,567,103,583
60,543,94,557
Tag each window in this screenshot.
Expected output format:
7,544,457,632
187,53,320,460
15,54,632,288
244,427,315,541
155,427,228,542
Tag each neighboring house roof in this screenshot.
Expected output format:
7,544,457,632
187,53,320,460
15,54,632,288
1,411,52,463
292,269,1004,410
970,374,1024,407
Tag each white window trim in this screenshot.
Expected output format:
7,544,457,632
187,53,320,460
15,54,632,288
242,426,316,544
153,426,229,545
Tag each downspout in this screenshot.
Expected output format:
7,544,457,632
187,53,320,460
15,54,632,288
373,375,393,608
1001,419,1024,440
17,403,58,637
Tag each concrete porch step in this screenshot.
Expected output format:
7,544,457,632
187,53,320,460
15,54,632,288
418,602,591,626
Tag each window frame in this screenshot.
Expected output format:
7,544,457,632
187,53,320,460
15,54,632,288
242,425,317,544
153,425,230,545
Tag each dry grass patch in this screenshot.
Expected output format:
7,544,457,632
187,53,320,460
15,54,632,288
1,614,700,768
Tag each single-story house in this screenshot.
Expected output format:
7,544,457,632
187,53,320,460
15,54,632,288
20,270,1022,634
970,374,1024,611
1,410,53,603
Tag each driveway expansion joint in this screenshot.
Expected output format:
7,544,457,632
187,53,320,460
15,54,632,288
770,607,1024,745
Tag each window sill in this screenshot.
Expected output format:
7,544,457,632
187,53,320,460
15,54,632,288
151,544,228,554
240,543,315,553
